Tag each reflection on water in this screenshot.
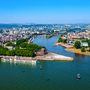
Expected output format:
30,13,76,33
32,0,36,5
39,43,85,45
74,53,90,62
1,59,37,67
74,53,85,58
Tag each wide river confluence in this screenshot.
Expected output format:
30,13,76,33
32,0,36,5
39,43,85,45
0,35,90,90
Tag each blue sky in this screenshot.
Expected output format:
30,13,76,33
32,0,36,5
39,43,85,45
0,0,90,24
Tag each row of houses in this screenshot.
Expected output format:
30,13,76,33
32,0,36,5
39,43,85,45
62,31,90,39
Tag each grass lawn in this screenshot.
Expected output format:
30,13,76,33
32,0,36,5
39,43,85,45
65,48,90,56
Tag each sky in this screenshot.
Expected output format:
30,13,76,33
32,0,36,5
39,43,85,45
0,0,90,24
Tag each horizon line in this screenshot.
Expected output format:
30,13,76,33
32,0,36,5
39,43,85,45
0,23,90,25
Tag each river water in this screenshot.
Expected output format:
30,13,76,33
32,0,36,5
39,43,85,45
0,35,90,90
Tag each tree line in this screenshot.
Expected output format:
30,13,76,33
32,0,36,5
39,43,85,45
0,43,43,57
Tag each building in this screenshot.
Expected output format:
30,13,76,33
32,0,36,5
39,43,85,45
5,46,14,50
81,42,88,47
10,30,14,35
0,41,3,47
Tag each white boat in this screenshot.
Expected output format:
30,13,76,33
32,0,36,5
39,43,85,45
13,59,37,63
14,56,17,61
77,74,81,80
1,56,37,63
31,60,37,63
14,58,17,61
10,57,13,61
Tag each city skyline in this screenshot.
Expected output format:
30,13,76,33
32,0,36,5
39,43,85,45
0,0,90,24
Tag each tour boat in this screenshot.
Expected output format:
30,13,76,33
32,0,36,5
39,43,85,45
1,56,37,63
13,59,37,63
77,74,81,80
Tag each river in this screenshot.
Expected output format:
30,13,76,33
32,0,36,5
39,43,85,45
0,35,90,90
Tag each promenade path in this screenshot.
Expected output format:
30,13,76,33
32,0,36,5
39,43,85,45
0,52,74,61
33,52,74,61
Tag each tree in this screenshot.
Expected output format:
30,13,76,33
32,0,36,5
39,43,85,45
16,39,28,46
86,38,89,42
81,47,85,52
88,40,90,50
26,33,30,35
15,46,20,50
80,37,85,39
0,47,8,55
6,50,15,56
6,30,9,32
29,51,35,56
20,43,28,48
33,33,37,35
27,43,39,50
74,41,81,49
63,39,67,43
16,38,18,41
15,49,20,55
58,38,62,42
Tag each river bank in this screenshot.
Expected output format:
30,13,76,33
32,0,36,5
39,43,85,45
54,42,73,48
0,51,74,61
33,52,73,61
65,48,90,56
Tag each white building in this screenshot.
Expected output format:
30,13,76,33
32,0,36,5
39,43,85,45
10,30,14,35
5,46,14,50
81,42,88,47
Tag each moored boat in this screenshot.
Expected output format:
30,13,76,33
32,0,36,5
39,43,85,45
1,57,37,63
